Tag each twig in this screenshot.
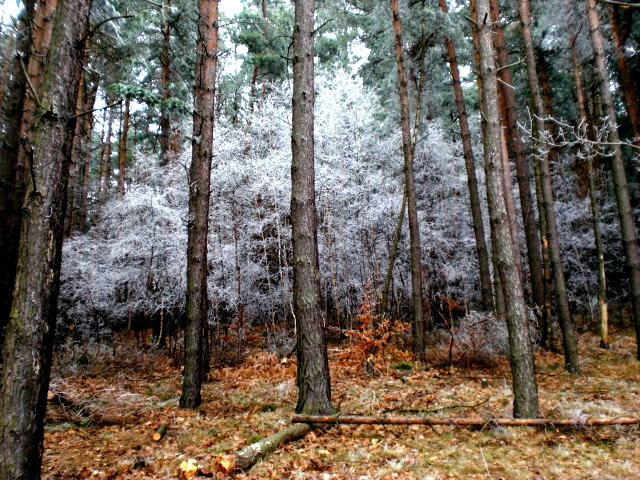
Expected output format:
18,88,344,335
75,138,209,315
19,57,42,109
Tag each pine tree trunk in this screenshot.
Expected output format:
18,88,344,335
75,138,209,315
438,0,493,312
117,98,130,195
475,0,540,418
0,0,92,477
291,0,334,415
389,0,425,355
489,0,545,316
180,0,218,409
518,0,580,373
571,37,609,349
159,0,172,166
0,1,36,359
586,0,640,360
609,5,640,145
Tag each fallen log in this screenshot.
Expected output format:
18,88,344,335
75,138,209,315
153,424,168,441
216,423,312,474
291,414,640,427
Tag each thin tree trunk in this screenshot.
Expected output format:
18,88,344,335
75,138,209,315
489,0,545,315
438,0,493,312
570,37,610,349
518,0,580,373
117,97,130,195
159,0,172,166
389,0,425,355
0,0,92,477
102,98,115,197
475,0,540,418
586,0,640,360
291,0,334,415
180,0,218,409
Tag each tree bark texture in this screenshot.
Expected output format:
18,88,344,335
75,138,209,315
117,97,130,195
292,414,639,427
291,0,334,416
159,0,172,166
489,0,545,316
439,0,493,312
586,0,640,360
570,36,609,349
389,0,425,355
0,1,36,360
518,0,580,373
180,0,218,409
608,5,640,145
475,0,540,419
0,0,92,477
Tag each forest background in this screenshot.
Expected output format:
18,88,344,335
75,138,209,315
1,0,640,478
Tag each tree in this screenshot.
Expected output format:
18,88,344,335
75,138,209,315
438,0,493,312
291,0,334,415
474,0,540,418
0,0,93,476
585,0,640,360
517,0,580,373
389,0,425,355
180,0,218,409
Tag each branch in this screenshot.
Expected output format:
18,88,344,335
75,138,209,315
597,0,640,8
292,414,640,427
71,101,121,119
88,15,135,40
20,57,42,109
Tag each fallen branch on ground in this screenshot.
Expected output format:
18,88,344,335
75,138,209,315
216,423,312,473
291,414,640,427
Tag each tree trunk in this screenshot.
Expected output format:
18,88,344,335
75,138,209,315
389,0,425,355
291,0,334,415
180,0,218,409
102,97,115,197
518,0,580,373
571,36,609,349
489,0,545,316
117,97,130,195
159,0,172,166
586,0,640,360
438,0,493,312
474,0,540,418
0,1,36,359
609,5,640,145
0,0,92,477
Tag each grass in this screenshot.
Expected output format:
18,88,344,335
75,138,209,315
42,329,640,479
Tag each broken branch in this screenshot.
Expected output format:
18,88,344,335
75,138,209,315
291,414,640,427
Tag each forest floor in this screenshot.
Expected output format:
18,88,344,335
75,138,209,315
42,327,639,480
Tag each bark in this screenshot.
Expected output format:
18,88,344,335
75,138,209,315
180,0,218,409
389,0,425,355
0,2,36,359
438,0,493,312
292,414,639,427
586,0,640,360
117,97,130,195
489,0,545,315
609,5,640,145
475,0,540,418
0,0,92,477
102,97,115,197
159,0,172,166
518,0,581,373
291,0,334,415
152,424,168,441
216,423,312,473
571,37,609,349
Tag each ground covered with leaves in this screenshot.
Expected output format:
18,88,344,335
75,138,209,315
43,329,639,479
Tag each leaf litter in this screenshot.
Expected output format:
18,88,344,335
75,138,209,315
43,330,639,479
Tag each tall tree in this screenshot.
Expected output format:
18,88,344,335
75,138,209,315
291,0,334,415
389,0,425,355
0,0,93,476
180,0,218,408
474,0,540,418
517,0,580,373
438,0,493,312
585,0,640,360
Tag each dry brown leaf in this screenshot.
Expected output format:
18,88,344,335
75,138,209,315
215,454,237,474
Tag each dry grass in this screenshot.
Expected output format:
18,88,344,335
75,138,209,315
43,329,640,479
